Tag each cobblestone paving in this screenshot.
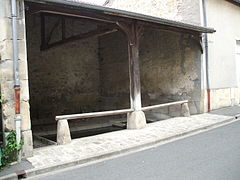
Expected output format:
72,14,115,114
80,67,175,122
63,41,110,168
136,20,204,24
27,113,233,169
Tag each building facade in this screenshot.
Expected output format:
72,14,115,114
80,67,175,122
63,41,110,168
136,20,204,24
203,0,240,110
0,0,238,157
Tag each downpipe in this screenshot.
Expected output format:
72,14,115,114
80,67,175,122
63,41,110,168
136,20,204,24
201,0,211,112
11,0,22,161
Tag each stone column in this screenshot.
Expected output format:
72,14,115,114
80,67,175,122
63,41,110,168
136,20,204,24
0,0,33,157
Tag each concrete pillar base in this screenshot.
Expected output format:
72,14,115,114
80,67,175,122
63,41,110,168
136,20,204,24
127,110,146,129
57,119,71,145
181,103,190,117
22,130,33,158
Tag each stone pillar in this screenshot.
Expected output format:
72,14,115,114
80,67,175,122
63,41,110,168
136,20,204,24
57,119,71,145
0,0,33,157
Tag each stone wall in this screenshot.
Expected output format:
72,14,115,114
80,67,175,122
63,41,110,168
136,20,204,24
99,28,202,114
105,0,200,25
26,13,100,126
99,31,130,110
140,28,201,114
0,0,33,157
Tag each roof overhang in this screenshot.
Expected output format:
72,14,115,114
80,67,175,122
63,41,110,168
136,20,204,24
25,0,216,34
231,0,240,3
226,0,240,6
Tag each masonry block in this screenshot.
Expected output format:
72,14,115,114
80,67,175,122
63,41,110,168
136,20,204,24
0,18,26,41
1,101,15,131
127,110,146,129
0,80,29,101
181,103,190,117
0,59,28,81
1,100,31,131
0,39,27,61
21,101,31,131
0,0,25,19
0,0,11,19
21,129,33,158
57,119,71,145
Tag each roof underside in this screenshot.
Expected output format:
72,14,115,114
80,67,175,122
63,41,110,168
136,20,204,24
25,0,215,34
232,0,240,3
226,0,240,6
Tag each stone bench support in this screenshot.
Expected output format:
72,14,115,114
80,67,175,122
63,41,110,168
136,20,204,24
181,103,191,117
57,119,71,145
127,110,146,129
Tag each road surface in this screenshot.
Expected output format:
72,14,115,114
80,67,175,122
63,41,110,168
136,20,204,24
30,121,240,180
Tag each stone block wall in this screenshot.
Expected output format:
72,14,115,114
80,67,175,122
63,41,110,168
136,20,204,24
26,13,100,126
140,28,201,114
0,0,33,157
99,28,202,114
105,0,200,25
99,31,130,110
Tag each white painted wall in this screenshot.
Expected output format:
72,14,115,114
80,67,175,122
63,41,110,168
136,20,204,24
236,40,240,101
206,0,240,89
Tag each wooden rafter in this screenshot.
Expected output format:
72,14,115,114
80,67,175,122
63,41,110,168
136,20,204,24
42,27,118,50
40,13,119,51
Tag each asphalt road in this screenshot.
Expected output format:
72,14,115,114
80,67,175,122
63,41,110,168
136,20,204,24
31,121,240,180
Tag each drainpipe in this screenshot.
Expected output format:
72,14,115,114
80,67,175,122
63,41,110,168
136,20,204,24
202,0,211,112
11,0,22,160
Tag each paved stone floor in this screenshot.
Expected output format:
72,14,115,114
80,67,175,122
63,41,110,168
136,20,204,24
27,113,234,170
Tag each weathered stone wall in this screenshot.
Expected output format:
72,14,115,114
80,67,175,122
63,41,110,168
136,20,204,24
140,28,201,114
99,31,130,110
26,13,100,126
99,28,202,114
0,0,33,157
105,0,200,25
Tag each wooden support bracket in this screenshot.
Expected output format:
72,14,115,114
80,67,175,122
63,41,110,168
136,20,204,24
40,13,118,51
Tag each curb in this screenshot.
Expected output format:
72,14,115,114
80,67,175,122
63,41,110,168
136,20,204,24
0,174,17,180
0,116,238,180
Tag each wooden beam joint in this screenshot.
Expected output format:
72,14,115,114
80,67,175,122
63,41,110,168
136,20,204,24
40,13,118,50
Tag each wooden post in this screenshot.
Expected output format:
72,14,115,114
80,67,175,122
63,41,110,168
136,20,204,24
117,21,144,110
117,21,146,129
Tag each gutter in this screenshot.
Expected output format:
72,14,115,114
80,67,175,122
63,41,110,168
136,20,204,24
11,0,22,161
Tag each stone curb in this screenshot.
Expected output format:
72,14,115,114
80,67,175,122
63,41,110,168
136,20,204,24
0,174,17,180
0,116,238,180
